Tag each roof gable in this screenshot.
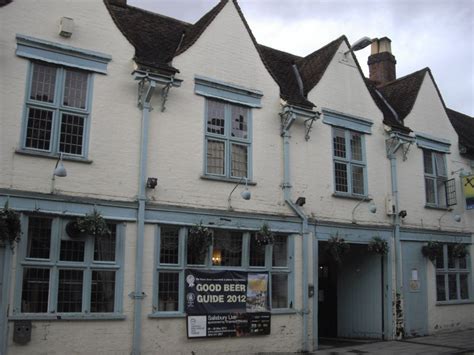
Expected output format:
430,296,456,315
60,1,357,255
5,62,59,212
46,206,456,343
447,108,474,157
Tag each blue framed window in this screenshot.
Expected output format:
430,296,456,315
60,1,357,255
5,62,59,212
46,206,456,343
152,226,294,316
14,215,124,318
204,99,252,179
21,62,93,158
332,127,367,196
436,244,470,302
423,150,451,208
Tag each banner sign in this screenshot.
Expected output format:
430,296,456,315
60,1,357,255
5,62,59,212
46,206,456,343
185,269,270,338
463,174,474,210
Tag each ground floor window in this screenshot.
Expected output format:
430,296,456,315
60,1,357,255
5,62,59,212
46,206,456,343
15,215,123,316
154,225,294,314
436,244,470,302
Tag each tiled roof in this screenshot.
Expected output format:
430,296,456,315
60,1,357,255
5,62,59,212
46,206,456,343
446,108,474,157
377,68,428,121
0,0,12,7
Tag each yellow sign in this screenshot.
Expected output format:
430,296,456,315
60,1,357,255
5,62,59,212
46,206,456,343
463,174,474,210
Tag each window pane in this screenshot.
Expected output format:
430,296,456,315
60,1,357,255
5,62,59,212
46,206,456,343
435,250,444,269
459,256,467,269
231,105,248,139
423,150,433,174
272,274,288,308
63,70,88,109
60,240,85,262
447,245,455,269
158,272,179,312
434,153,447,177
231,144,248,178
249,234,266,267
436,179,447,207
160,226,179,264
57,269,83,313
21,268,50,313
94,225,116,262
436,274,446,301
333,129,346,158
91,270,115,313
212,231,242,266
425,178,436,204
27,217,52,259
350,133,363,161
30,63,56,103
460,274,469,300
206,139,225,175
207,100,225,135
352,165,365,195
59,114,84,155
273,235,288,267
25,108,53,151
448,274,458,300
335,162,348,192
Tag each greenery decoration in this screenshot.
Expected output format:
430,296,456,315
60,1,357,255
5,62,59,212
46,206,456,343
188,222,213,263
255,222,274,246
0,202,21,245
421,241,442,262
452,243,469,258
67,209,110,237
368,236,389,255
325,233,350,264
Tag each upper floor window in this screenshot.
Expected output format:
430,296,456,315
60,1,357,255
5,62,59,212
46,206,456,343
436,244,470,302
205,99,251,179
423,150,457,208
22,62,92,157
15,215,123,317
332,128,367,196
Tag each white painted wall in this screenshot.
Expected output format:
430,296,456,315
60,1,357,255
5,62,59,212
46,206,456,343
0,0,140,201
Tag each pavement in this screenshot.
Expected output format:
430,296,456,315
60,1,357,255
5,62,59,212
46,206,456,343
311,328,474,354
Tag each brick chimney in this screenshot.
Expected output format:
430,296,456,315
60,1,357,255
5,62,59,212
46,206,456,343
368,37,396,85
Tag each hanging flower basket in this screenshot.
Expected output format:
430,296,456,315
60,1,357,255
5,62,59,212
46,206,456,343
452,243,469,258
325,233,350,264
368,236,389,255
66,209,110,238
188,222,213,263
421,241,442,262
255,222,274,247
0,202,21,246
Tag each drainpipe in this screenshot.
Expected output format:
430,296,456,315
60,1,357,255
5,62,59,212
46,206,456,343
281,111,310,352
130,71,181,355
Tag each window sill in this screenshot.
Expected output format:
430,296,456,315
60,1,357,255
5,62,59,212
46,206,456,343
9,313,125,321
200,175,257,185
271,308,297,315
15,149,93,164
424,204,451,211
436,300,474,306
148,312,186,319
332,192,370,201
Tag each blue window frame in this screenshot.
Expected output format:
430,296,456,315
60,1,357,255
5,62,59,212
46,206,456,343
332,127,367,196
204,99,252,179
21,62,93,158
152,225,294,316
436,244,470,302
13,215,124,319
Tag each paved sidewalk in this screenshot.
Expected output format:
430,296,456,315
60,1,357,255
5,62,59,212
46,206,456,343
311,328,474,354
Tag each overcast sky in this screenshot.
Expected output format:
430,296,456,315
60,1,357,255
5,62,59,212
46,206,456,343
129,0,473,116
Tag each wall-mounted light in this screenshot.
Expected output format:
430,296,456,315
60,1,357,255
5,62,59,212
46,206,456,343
228,177,251,210
438,210,462,229
146,177,158,189
51,153,67,194
295,197,306,207
344,36,373,57
352,195,376,224
398,210,407,218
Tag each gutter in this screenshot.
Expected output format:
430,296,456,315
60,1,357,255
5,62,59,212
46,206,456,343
131,70,181,355
280,105,318,352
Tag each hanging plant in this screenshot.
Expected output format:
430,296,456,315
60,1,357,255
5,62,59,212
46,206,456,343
452,243,469,258
255,222,274,246
421,241,442,262
67,209,110,238
368,236,389,255
325,233,349,264
188,222,213,263
0,202,21,246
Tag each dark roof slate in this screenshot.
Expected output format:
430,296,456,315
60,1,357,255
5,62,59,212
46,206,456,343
378,68,428,121
446,108,474,157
